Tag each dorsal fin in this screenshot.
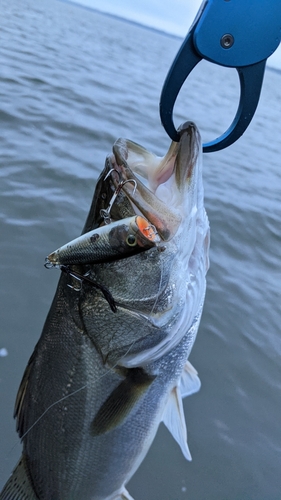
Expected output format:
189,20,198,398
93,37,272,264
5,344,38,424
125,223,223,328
14,349,36,438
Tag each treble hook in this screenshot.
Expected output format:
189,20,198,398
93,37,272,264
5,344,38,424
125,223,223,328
122,179,137,195
60,265,117,312
67,272,83,291
100,175,137,224
44,262,117,311
104,168,121,182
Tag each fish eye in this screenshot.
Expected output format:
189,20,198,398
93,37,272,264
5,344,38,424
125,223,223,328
126,234,137,246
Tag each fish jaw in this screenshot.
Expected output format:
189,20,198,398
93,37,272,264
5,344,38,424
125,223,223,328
45,122,204,269
109,122,203,242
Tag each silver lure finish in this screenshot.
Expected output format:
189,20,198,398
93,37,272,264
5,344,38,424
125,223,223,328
46,215,160,267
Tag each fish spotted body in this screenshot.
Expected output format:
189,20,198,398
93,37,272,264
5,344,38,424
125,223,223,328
0,122,210,500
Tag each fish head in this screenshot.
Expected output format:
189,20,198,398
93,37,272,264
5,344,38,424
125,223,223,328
85,121,205,246
80,122,210,366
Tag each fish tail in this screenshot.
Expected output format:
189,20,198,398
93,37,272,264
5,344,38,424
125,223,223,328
0,455,38,500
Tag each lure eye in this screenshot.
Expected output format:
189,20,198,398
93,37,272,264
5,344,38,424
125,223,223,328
126,234,137,246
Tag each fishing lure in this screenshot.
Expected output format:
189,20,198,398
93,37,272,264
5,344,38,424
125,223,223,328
45,215,160,267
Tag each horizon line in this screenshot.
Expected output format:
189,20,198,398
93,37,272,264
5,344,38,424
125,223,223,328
57,0,184,41
57,0,280,73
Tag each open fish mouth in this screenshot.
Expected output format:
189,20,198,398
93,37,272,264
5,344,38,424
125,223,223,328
45,121,203,268
109,121,201,239
45,121,209,367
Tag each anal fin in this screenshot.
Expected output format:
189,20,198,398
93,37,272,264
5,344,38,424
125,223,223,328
180,360,201,398
162,386,192,461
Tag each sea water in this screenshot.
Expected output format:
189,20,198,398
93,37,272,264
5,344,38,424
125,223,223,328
0,1,280,498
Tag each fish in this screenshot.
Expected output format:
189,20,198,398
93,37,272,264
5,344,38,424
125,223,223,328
0,121,210,500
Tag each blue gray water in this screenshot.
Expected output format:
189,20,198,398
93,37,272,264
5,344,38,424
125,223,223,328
0,0,280,498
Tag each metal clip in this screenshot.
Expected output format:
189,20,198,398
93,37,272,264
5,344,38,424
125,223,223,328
44,258,54,269
100,189,120,224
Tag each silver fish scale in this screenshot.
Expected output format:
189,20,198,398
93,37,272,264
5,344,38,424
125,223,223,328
80,295,168,365
88,243,176,310
79,237,193,365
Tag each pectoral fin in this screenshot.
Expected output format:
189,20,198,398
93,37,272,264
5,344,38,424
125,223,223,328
180,360,201,398
91,368,155,436
162,386,192,461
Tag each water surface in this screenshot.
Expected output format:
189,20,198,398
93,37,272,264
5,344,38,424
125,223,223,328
0,1,280,498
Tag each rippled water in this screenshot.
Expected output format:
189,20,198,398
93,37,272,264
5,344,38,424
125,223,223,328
1,0,281,498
